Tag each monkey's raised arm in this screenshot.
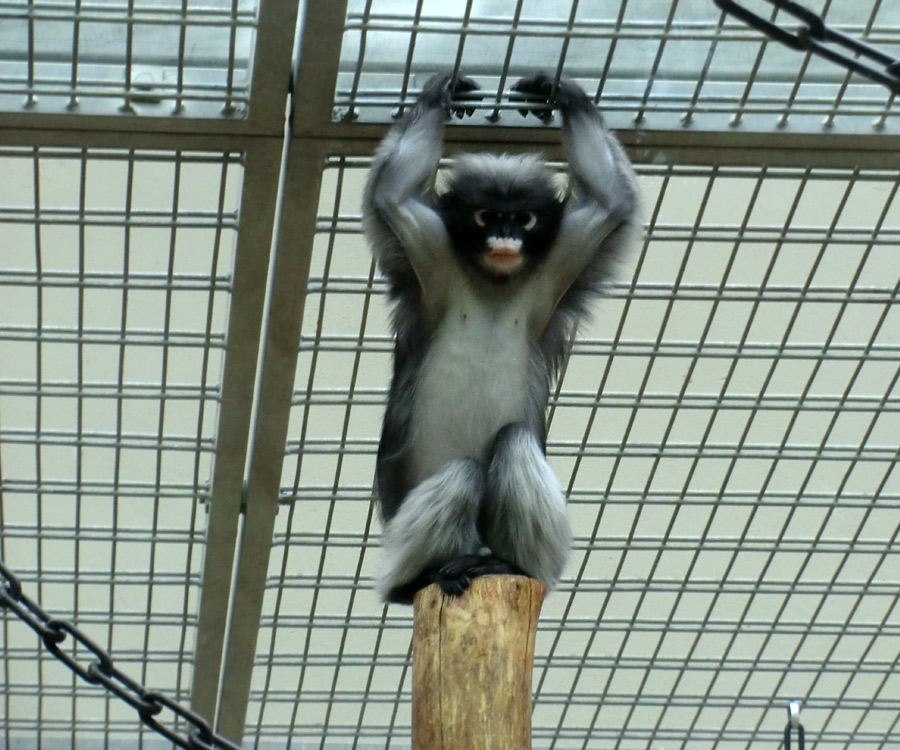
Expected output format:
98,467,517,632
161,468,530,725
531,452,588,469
513,75,638,308
363,73,479,308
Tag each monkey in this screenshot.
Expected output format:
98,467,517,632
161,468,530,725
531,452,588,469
363,71,638,604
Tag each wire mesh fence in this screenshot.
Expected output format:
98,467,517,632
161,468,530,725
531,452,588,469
0,0,258,118
236,157,900,749
335,0,900,132
0,146,242,747
1,1,899,749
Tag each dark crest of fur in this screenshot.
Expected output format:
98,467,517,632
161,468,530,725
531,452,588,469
439,153,563,211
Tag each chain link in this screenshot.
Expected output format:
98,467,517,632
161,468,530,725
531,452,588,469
0,560,243,750
714,0,900,94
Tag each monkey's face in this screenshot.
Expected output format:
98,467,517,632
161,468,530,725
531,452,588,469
440,197,564,281
438,155,565,282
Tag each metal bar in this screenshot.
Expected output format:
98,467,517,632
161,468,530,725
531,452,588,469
222,0,240,115
485,0,524,122
244,0,301,131
290,0,351,136
681,7,726,125
214,139,328,742
301,278,899,302
777,0,830,127
68,0,82,110
277,166,357,741
288,170,377,745
29,147,46,745
634,0,681,125
596,0,628,101
823,0,884,129
728,3,775,127
24,0,36,108
342,0,375,123
175,0,189,113
120,0,135,114
450,0,475,80
278,124,900,169
190,140,285,722
0,113,265,139
0,126,280,152
182,152,236,713
541,164,671,721
0,3,255,24
393,0,426,118
211,1,349,739
72,152,87,743
112,151,134,742
552,0,581,89
1,114,899,168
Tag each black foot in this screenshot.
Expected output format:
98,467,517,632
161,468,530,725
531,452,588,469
386,554,526,604
434,553,525,596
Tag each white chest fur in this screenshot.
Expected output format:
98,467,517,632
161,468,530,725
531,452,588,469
410,283,533,485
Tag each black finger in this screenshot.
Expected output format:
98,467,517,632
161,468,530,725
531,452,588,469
511,73,554,98
452,75,480,94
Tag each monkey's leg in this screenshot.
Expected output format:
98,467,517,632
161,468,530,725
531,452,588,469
377,458,485,604
483,423,572,589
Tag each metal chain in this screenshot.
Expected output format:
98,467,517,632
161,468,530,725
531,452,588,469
0,560,243,750
714,0,900,94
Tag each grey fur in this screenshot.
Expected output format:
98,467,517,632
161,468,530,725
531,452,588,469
375,458,484,600
485,424,571,588
364,72,638,602
443,153,564,204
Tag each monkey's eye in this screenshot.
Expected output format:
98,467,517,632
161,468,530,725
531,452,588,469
474,209,499,227
514,211,537,230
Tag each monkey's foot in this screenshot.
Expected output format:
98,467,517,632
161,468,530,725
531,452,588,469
385,554,526,604
433,554,526,597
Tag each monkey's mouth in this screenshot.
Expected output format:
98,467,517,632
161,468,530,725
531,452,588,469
484,238,524,274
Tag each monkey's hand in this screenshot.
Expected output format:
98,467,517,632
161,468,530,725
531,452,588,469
417,71,481,119
511,72,594,121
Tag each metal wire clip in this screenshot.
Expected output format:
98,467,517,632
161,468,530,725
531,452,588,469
714,0,900,94
784,700,806,750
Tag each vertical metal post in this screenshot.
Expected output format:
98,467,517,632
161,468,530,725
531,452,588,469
190,140,285,721
213,0,349,740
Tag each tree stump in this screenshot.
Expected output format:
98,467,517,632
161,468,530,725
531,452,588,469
412,575,546,750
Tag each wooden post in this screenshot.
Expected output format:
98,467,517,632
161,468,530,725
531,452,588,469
412,575,546,750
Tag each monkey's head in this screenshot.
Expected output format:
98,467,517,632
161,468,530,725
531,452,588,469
438,154,564,281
